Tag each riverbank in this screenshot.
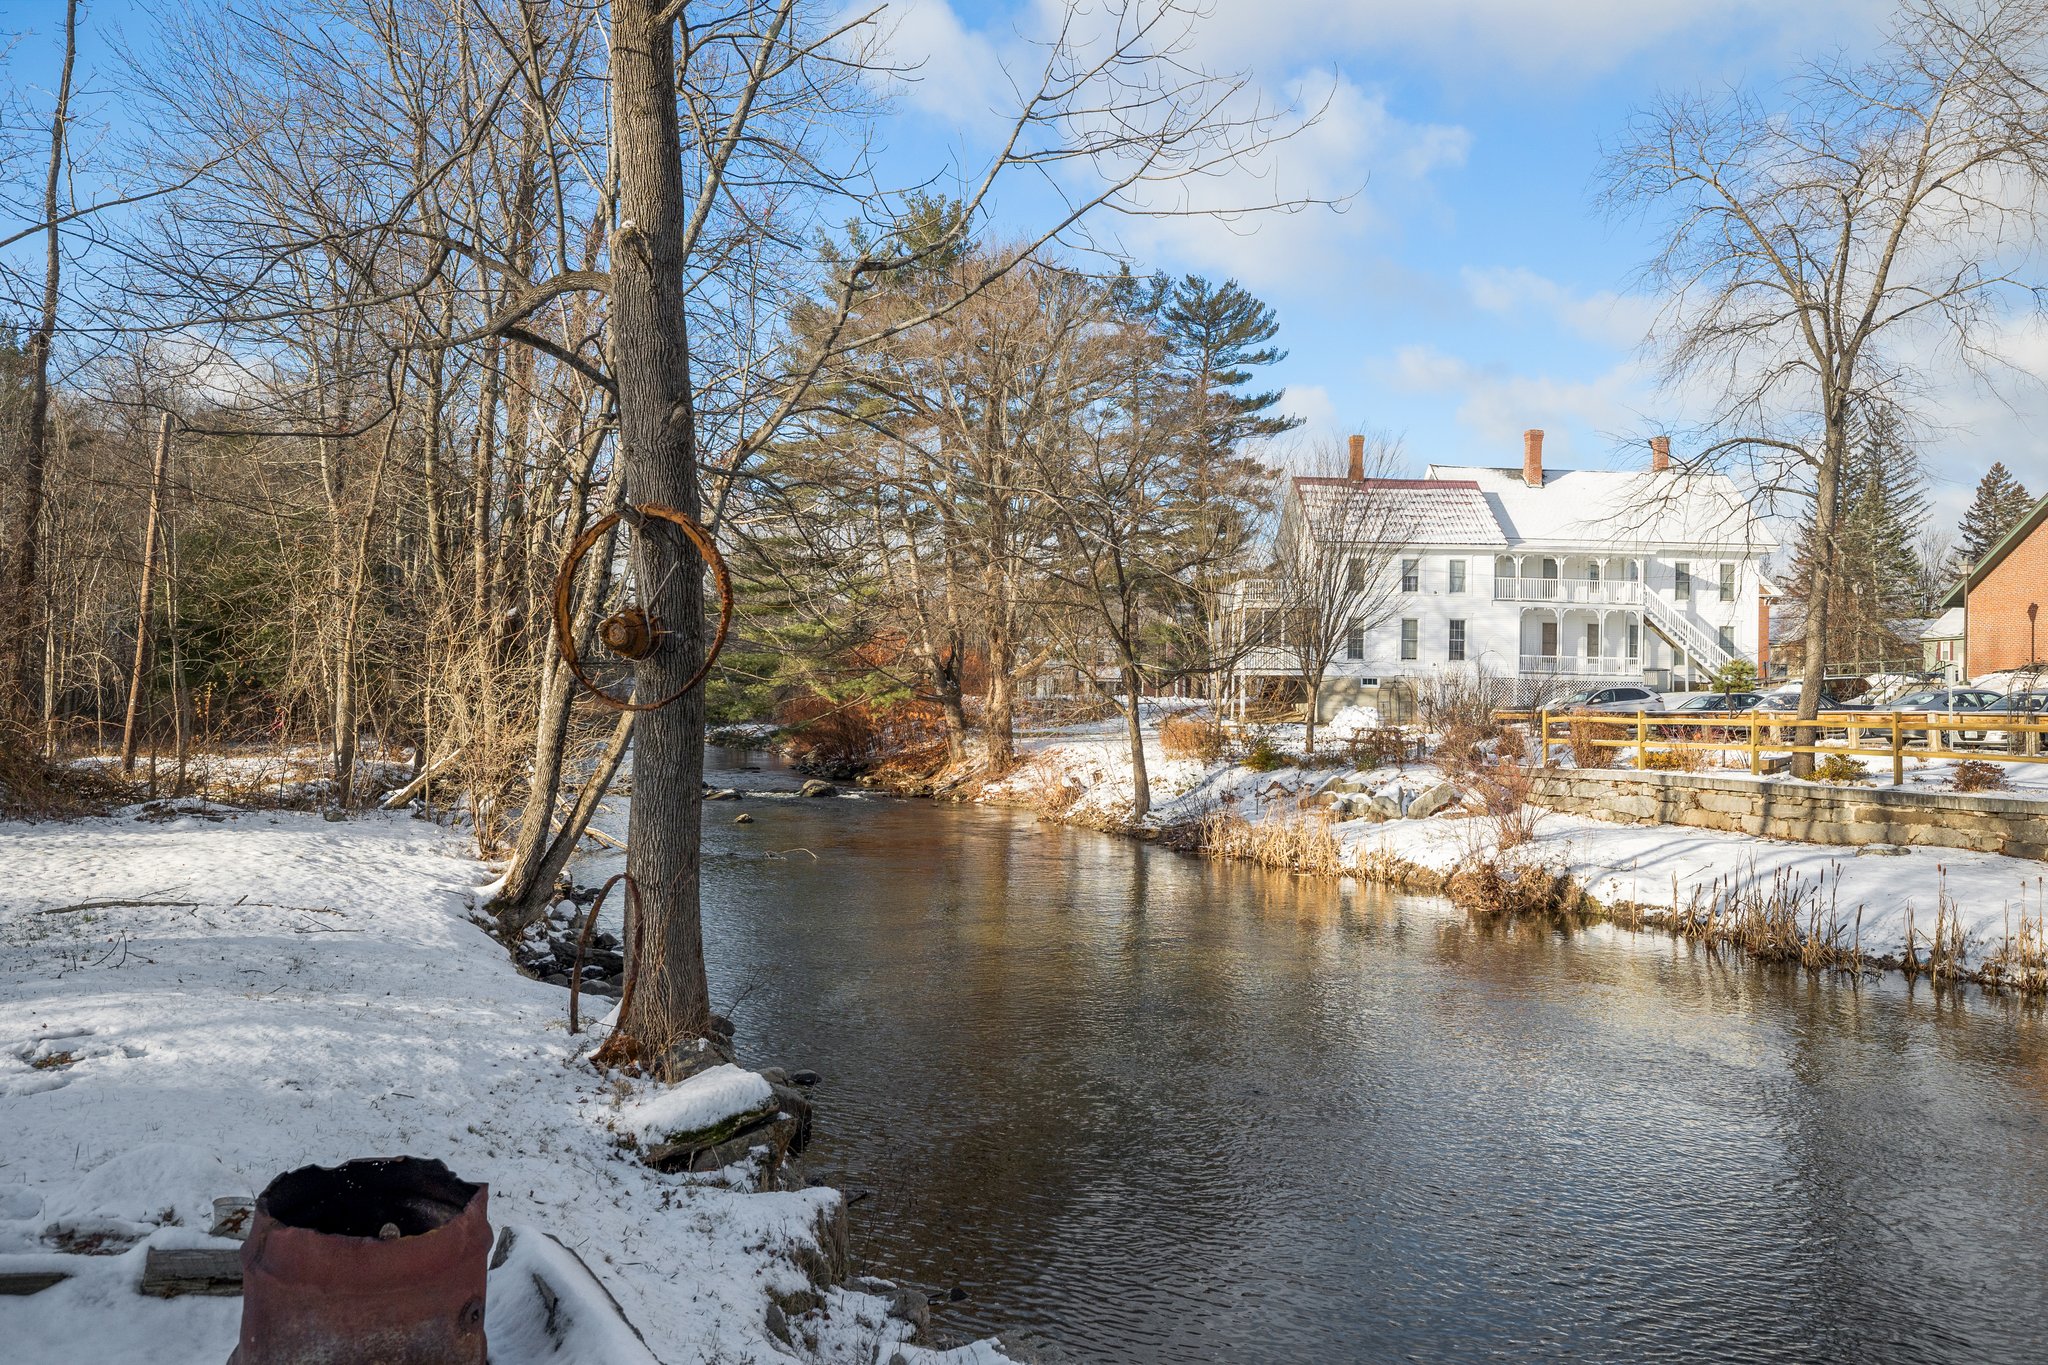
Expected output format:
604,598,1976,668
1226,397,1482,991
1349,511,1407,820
0,804,986,1363
961,720,2048,994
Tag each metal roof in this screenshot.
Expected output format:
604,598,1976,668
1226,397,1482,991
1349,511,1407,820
1291,477,1507,547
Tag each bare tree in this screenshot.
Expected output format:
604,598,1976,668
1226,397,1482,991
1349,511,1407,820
0,0,78,739
1602,0,2048,773
1274,435,1411,755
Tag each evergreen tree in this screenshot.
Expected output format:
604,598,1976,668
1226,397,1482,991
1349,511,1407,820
1949,460,2036,575
1784,408,1930,663
1158,275,1303,450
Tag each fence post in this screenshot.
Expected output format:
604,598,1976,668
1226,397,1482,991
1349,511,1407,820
1636,710,1648,767
1891,712,1903,787
1540,708,1550,769
1749,712,1761,775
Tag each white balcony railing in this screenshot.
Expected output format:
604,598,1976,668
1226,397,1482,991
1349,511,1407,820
1519,653,1644,678
1495,578,1644,605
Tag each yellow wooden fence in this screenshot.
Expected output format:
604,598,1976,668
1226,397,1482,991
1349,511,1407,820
1494,709,2048,784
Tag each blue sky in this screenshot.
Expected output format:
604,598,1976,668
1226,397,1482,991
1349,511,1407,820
866,0,2045,534
13,0,2044,535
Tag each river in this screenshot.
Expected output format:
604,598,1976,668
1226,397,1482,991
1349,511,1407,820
583,749,2048,1363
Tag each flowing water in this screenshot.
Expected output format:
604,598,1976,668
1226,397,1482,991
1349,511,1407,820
587,750,2048,1363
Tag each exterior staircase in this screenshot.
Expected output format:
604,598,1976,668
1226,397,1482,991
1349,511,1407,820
1642,592,1735,673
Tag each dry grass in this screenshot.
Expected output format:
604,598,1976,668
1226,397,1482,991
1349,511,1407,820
1637,746,1703,772
1445,856,1582,921
1982,880,2048,994
1160,711,1227,762
1197,807,1346,875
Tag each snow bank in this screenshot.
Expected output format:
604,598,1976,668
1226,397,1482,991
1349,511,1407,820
995,718,2048,977
0,808,928,1363
619,1063,776,1144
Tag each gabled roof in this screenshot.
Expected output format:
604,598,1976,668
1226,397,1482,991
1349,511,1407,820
1291,476,1506,547
1940,488,2048,608
1922,606,1966,639
1422,464,1773,552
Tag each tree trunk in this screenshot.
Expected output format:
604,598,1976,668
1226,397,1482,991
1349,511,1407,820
497,515,618,911
120,414,174,772
1301,665,1322,755
1,0,77,734
608,0,712,1061
505,709,635,933
1123,664,1150,819
1792,429,1844,780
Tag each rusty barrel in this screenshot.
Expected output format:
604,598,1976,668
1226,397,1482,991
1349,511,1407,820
231,1156,491,1365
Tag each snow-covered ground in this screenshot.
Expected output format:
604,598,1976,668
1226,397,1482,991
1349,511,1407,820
986,718,2048,976
0,805,978,1364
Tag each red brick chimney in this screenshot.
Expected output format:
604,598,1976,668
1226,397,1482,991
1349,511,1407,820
1347,433,1365,482
1522,429,1544,487
1650,434,1671,472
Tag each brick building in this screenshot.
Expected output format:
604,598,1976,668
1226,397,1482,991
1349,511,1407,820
1942,489,2048,677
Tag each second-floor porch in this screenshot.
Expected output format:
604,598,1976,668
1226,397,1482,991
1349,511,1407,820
1492,553,1645,604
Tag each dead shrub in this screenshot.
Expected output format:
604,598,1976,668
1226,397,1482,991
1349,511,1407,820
1952,759,2009,792
1469,758,1545,849
1566,718,1625,769
1432,723,1490,783
1344,724,1413,769
1417,665,1515,737
1160,711,1226,762
776,693,951,778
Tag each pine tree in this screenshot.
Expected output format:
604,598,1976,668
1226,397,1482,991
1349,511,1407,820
1158,276,1303,450
1949,460,2036,576
1784,408,1930,663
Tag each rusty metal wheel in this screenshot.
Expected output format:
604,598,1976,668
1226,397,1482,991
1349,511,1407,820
550,502,733,712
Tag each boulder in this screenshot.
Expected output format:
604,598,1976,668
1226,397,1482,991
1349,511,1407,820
798,779,838,798
734,812,754,823
1405,782,1458,820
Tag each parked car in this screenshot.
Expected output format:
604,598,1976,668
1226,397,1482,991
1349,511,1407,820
1756,686,1870,713
1873,687,2003,713
1667,691,1765,714
1869,687,2004,745
1657,691,1765,739
1959,691,2048,750
1554,684,1666,714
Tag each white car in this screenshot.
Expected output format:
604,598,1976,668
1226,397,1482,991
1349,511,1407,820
1554,684,1666,714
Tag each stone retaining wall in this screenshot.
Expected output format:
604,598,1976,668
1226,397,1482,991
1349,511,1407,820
1528,769,2048,860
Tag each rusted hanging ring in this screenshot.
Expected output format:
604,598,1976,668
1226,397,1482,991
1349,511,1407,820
551,502,733,712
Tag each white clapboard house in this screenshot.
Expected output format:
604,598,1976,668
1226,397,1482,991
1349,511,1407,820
1227,429,1776,721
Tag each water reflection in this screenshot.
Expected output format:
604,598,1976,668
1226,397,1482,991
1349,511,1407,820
581,750,2048,1363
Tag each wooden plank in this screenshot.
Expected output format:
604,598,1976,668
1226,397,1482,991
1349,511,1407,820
139,1247,243,1298
0,1269,71,1296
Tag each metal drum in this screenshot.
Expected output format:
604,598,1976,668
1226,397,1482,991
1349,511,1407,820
231,1156,491,1365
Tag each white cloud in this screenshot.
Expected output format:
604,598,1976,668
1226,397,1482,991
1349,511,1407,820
1101,68,1471,289
1379,343,1669,465
1460,266,1657,350
1167,0,1890,85
875,0,1008,125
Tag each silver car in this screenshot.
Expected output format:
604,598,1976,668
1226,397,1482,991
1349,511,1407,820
1554,684,1666,714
